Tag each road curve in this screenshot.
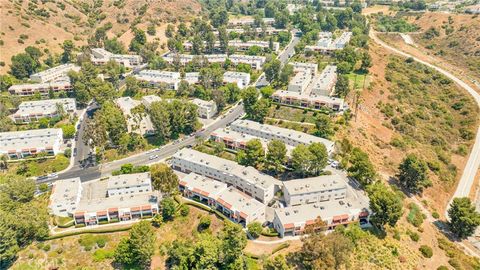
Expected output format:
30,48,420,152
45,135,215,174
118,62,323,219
369,30,480,208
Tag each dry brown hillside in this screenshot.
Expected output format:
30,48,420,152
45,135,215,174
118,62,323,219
0,0,201,73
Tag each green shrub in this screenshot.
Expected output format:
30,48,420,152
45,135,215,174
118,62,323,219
448,258,461,269
419,245,433,258
92,249,114,262
407,203,424,227
432,211,440,219
437,266,448,270
96,237,107,248
407,230,420,242
247,222,263,239
179,204,190,217
198,215,211,231
42,244,51,251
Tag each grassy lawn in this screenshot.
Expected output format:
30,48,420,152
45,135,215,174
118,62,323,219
346,71,370,90
0,155,69,181
267,105,320,124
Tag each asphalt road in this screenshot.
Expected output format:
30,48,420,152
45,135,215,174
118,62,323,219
369,30,480,211
55,31,300,183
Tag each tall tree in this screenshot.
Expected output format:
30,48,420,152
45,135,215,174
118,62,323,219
291,144,315,177
237,139,265,168
265,139,287,174
220,222,247,267
61,40,75,63
335,74,350,98
242,87,259,119
397,154,431,194
150,163,179,195
149,101,172,141
314,114,335,139
448,197,480,239
308,143,328,175
10,53,38,79
114,221,155,267
263,58,281,82
347,148,376,186
367,183,403,229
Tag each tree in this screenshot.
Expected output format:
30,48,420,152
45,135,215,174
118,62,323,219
218,26,229,53
347,148,376,186
247,222,263,238
104,38,126,54
367,183,403,229
165,24,175,38
448,197,480,239
308,143,328,176
115,221,155,267
291,144,315,177
251,98,270,123
10,53,38,79
264,254,291,270
0,216,20,269
360,51,372,72
61,40,75,63
221,222,247,267
149,101,171,141
397,154,431,194
150,163,179,195
0,176,35,205
335,74,350,98
124,76,140,97
263,58,281,82
61,124,76,139
265,140,287,174
279,64,294,86
129,28,147,53
314,114,334,139
242,87,259,119
293,231,353,270
237,139,265,168
161,198,177,221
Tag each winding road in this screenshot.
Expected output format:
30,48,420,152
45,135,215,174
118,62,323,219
369,30,480,206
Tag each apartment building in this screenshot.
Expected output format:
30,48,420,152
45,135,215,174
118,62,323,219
115,97,155,135
107,172,152,197
291,62,318,76
282,174,347,206
210,127,294,155
8,80,73,97
90,48,143,68
287,71,312,93
30,64,80,83
11,98,76,124
0,128,63,159
224,27,285,35
305,32,353,53
272,90,345,112
228,17,275,27
134,70,181,90
163,54,227,65
171,148,278,203
192,98,218,119
184,72,200,84
72,175,159,226
179,173,265,226
310,65,337,96
183,40,280,53
273,199,370,237
229,54,266,70
229,119,335,153
49,177,82,217
223,71,251,89
141,95,162,108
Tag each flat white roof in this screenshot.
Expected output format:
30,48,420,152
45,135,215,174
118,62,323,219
49,177,81,215
13,98,76,117
216,187,265,218
141,95,162,107
192,98,216,109
179,172,228,199
283,174,347,196
0,128,62,153
106,172,151,190
8,80,71,91
273,90,345,106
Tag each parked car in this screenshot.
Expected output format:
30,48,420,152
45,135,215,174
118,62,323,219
149,155,159,160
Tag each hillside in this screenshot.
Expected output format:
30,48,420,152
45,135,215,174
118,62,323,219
0,0,201,73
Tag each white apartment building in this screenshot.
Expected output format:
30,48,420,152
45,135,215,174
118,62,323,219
172,148,278,203
287,71,312,93
282,174,347,206
135,70,181,90
229,54,266,70
223,27,285,36
184,72,200,84
223,71,251,89
228,17,275,27
272,90,345,112
12,98,76,124
106,172,153,197
0,128,63,159
179,173,266,226
192,98,218,119
115,97,155,135
49,177,83,217
90,48,143,68
310,65,337,96
30,64,80,83
141,95,162,108
229,119,335,153
8,81,73,96
305,32,353,53
183,40,280,53
163,54,227,65
273,199,370,237
291,62,318,76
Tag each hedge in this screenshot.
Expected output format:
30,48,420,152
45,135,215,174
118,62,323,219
182,200,234,224
271,242,290,254
47,225,133,240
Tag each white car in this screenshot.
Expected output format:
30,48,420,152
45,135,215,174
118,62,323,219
48,173,58,179
149,155,159,160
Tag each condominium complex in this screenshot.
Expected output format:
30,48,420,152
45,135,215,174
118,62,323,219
184,72,200,84
172,148,278,203
141,95,162,107
8,81,73,96
106,172,153,197
163,54,266,70
30,64,80,83
305,32,353,53
11,98,76,124
0,128,63,159
228,17,275,27
229,54,266,70
183,40,280,53
273,198,370,237
48,173,160,225
192,98,218,119
282,175,347,206
49,178,83,217
90,48,143,68
274,64,344,112
134,70,181,90
179,173,266,226
115,97,155,135
229,119,335,153
223,71,251,89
